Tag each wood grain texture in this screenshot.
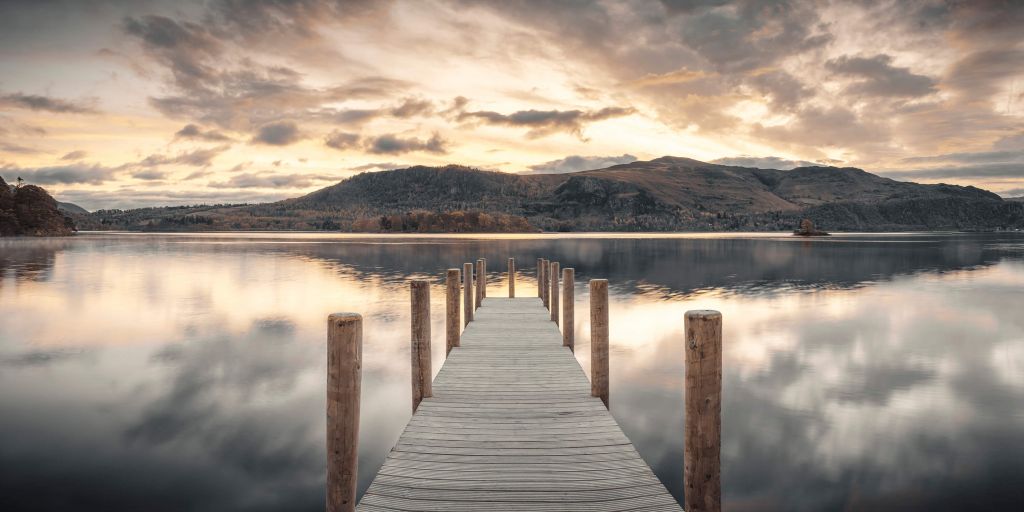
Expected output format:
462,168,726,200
357,298,679,511
327,313,361,512
508,258,515,297
550,261,560,324
590,279,609,408
446,269,460,356
537,258,544,299
463,263,474,327
563,268,575,351
684,309,722,512
476,258,485,309
411,281,432,412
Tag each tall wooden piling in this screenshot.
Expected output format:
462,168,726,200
327,312,361,512
684,310,723,512
476,258,485,309
410,281,432,412
550,261,560,324
508,258,516,297
541,258,549,309
562,268,574,351
463,263,474,327
537,257,544,299
445,269,460,356
590,279,609,408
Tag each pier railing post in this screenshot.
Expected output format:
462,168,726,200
537,257,544,299
590,279,609,408
446,269,460,356
327,313,361,512
410,281,432,413
463,263,474,327
508,258,515,297
541,258,549,309
684,310,722,512
550,261,560,324
476,258,485,309
562,268,574,351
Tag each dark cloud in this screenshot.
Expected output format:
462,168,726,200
60,150,88,161
389,97,433,118
0,92,97,114
133,169,168,181
251,121,302,145
0,141,42,154
826,54,937,98
458,106,635,138
902,150,1024,166
137,146,230,167
711,155,819,170
1,163,116,185
364,132,447,154
1,348,91,367
527,153,637,174
209,171,335,188
122,15,223,91
746,69,814,110
324,131,360,150
174,124,233,142
945,48,1024,98
883,163,1024,180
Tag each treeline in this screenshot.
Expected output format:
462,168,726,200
1,177,75,237
351,210,535,233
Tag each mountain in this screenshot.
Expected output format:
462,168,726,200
56,201,89,215
1,177,77,236
77,157,1024,232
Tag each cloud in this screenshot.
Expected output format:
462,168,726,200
348,162,403,172
136,146,230,167
174,124,233,142
712,156,819,170
389,97,433,118
60,150,88,160
826,54,937,98
251,121,302,145
364,132,447,154
133,169,168,181
1,164,116,185
0,141,42,154
209,171,336,189
0,92,97,113
883,164,1024,180
324,131,360,150
458,106,635,138
527,153,637,174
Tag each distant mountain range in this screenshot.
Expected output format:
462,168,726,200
75,156,1024,232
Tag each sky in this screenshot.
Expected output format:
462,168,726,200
1,0,1023,210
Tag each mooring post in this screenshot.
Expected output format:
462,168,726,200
445,269,460,356
463,263,474,327
537,257,544,299
327,312,361,512
684,310,723,512
508,258,515,297
476,258,485,309
562,268,574,351
550,261,560,324
590,279,609,408
410,281,432,412
541,258,549,309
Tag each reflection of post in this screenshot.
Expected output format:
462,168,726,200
562,268,574,351
410,281,432,412
590,279,609,408
549,261,560,324
463,263,474,327
476,258,485,309
537,258,544,299
684,310,722,512
327,312,361,512
508,258,515,297
446,269,460,356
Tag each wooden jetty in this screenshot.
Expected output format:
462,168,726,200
328,258,723,512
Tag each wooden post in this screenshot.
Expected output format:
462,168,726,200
327,313,361,512
537,257,544,299
507,258,516,299
562,268,574,351
410,281,432,412
445,269,460,356
549,261,560,324
590,279,609,408
684,310,723,512
541,258,549,309
463,263,473,327
476,258,485,309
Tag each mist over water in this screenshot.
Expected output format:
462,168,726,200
1,232,1022,511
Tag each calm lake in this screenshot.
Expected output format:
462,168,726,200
1,232,1023,511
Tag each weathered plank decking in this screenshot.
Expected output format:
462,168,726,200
357,297,682,511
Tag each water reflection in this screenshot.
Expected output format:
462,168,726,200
0,233,1022,511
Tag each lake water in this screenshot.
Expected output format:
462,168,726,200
1,232,1023,511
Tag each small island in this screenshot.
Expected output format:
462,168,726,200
1,177,76,237
794,218,830,237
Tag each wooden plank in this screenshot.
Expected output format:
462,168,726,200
357,297,680,511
